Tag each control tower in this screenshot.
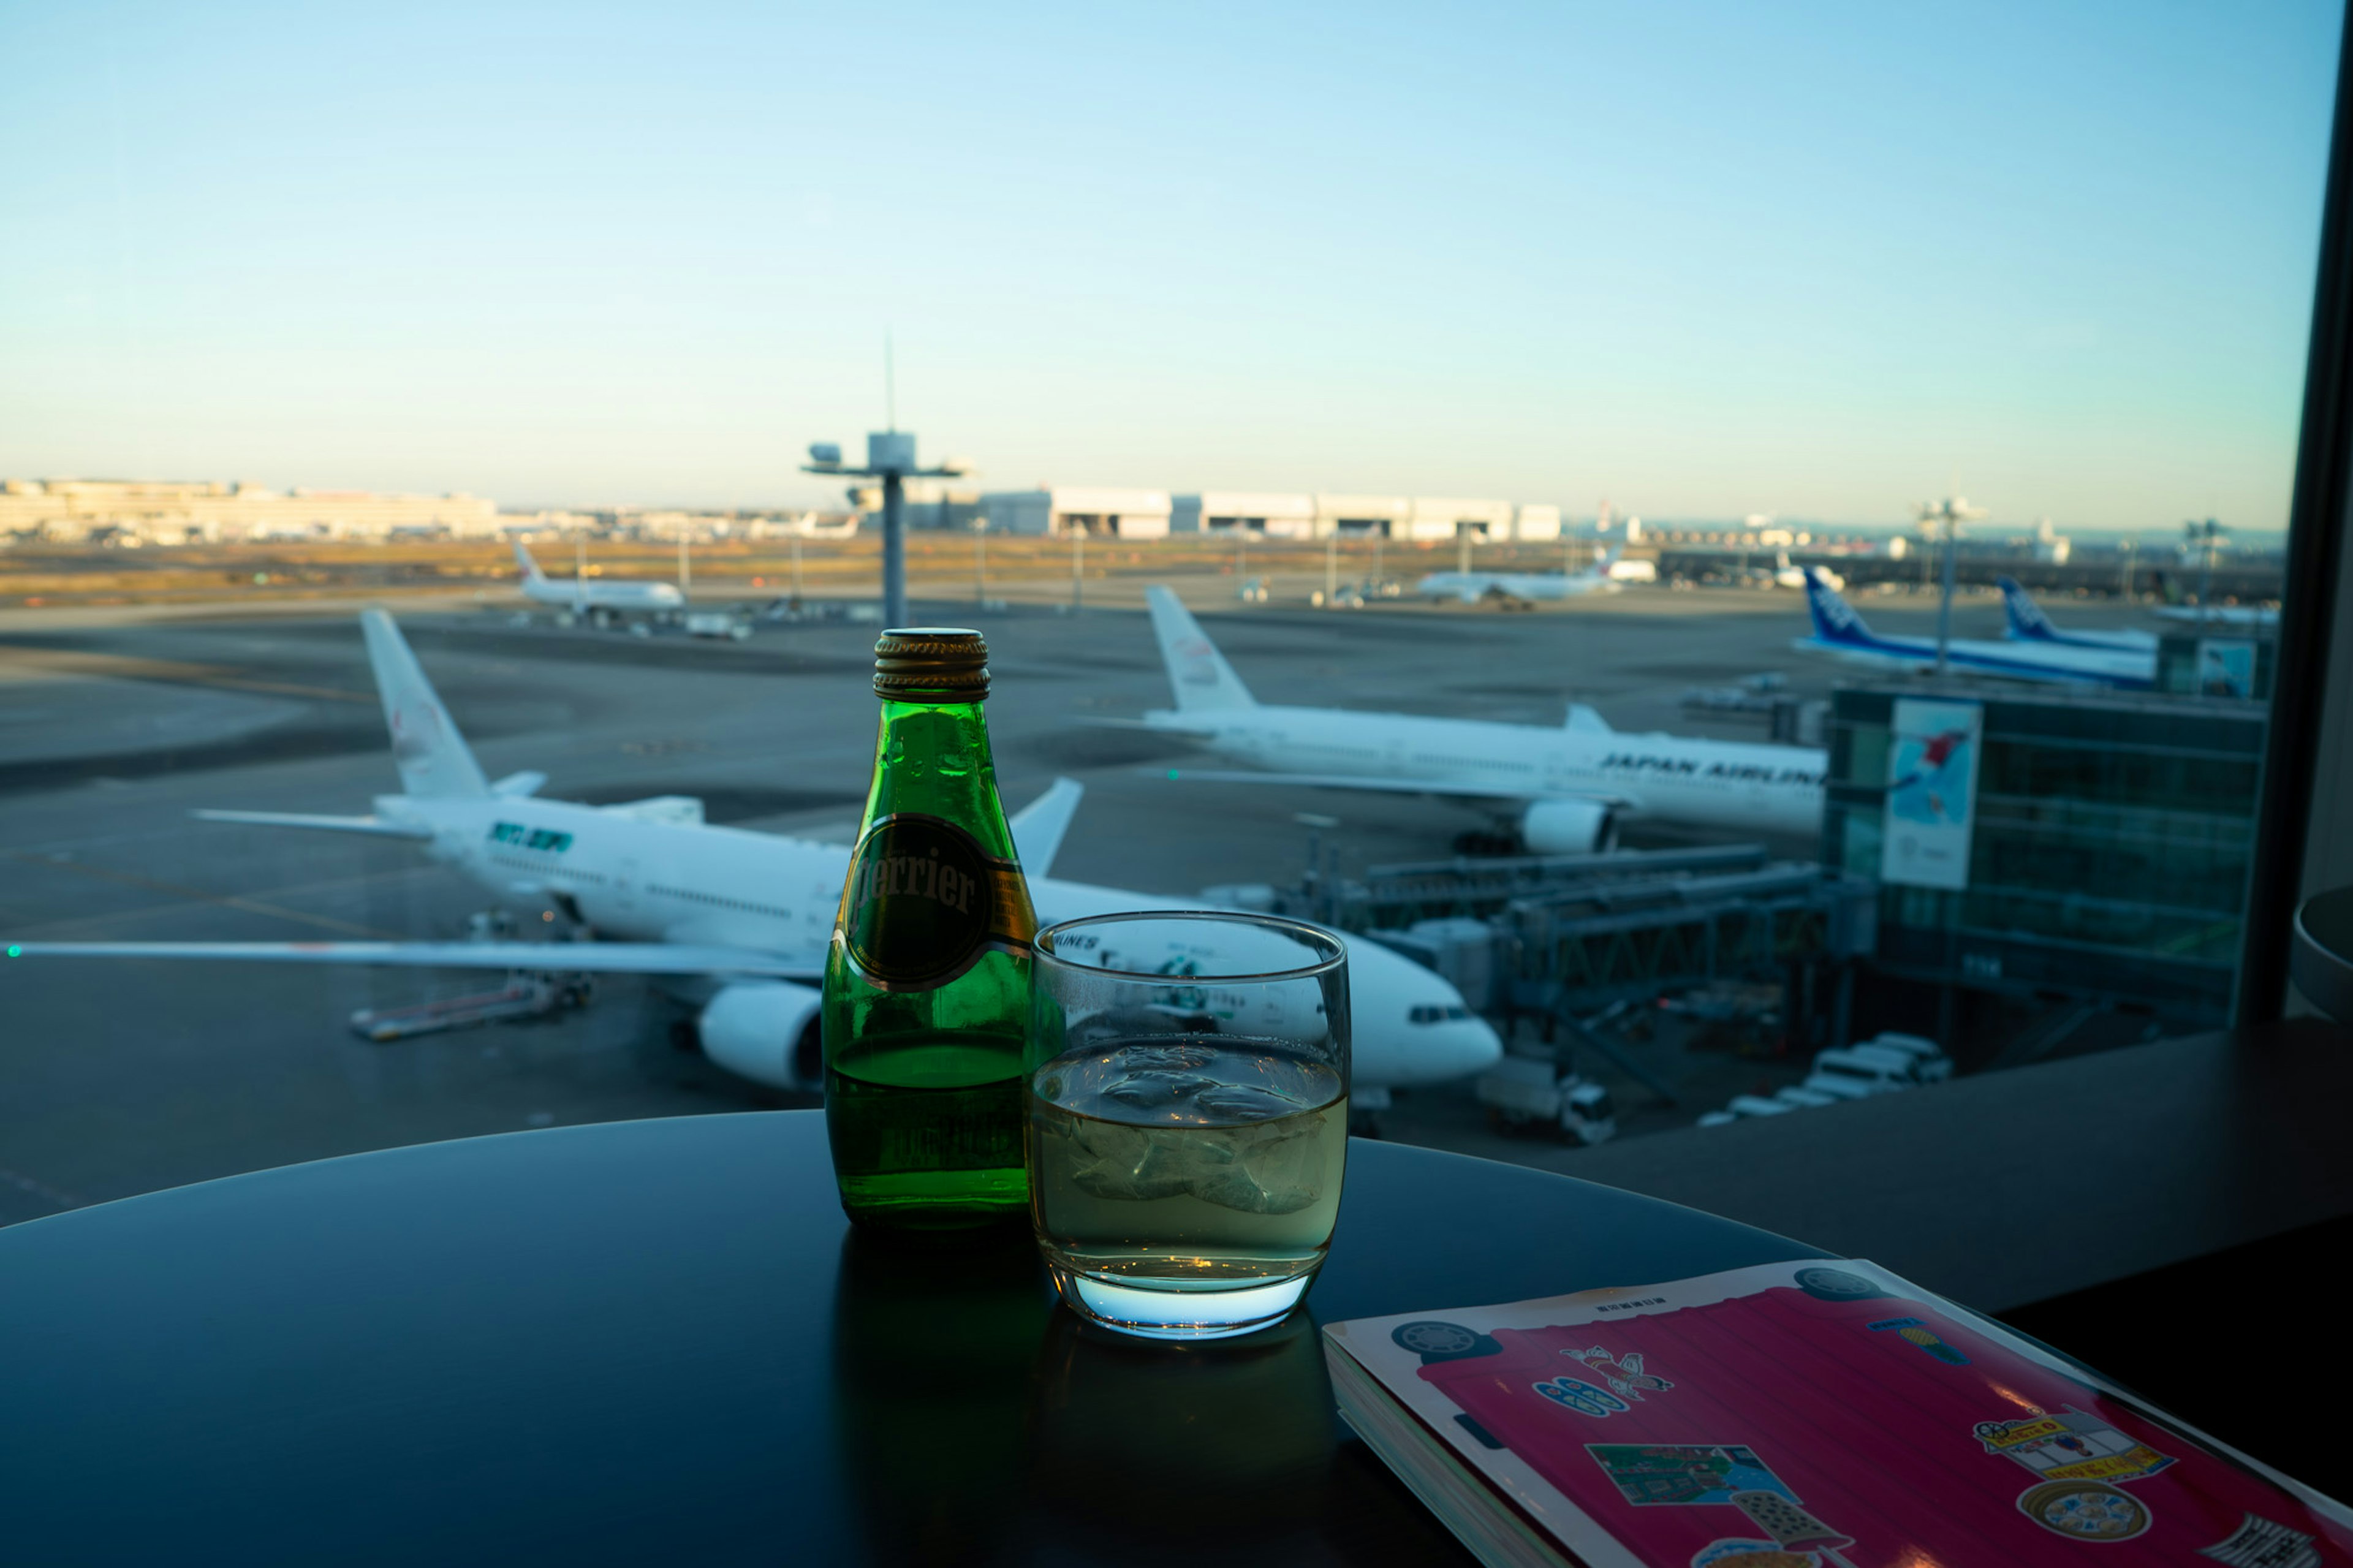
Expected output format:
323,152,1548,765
803,432,968,629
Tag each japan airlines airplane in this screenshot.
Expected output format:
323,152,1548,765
2151,602,2278,630
1996,577,2158,651
10,613,1499,1097
1129,587,1824,849
1415,547,1623,605
515,542,686,614
1793,569,2153,689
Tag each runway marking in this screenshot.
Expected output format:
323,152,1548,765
7,862,451,939
1,850,405,938
0,646,369,703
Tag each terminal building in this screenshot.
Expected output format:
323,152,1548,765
0,479,499,543
977,487,1173,537
1821,680,2267,1038
980,488,1562,540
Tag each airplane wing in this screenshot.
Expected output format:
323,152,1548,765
1152,767,1630,808
6,940,823,982
192,810,434,840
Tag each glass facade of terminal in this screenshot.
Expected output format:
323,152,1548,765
1823,684,2268,1026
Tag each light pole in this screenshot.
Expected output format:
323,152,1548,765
802,434,969,629
973,518,988,607
2185,517,2226,621
1916,495,1987,673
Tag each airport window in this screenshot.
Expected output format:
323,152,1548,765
0,4,2343,1230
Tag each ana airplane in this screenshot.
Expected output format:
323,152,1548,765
1794,569,2153,689
515,542,686,616
1415,547,1623,605
1996,577,2157,651
10,612,1501,1099
1129,587,1824,849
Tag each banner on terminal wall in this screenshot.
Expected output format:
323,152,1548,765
1881,697,1982,891
2196,639,2257,699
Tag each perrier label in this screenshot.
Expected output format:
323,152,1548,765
824,628,1037,1232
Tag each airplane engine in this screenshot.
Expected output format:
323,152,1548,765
1520,798,1618,855
697,981,825,1091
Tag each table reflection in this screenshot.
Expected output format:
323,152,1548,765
1026,1307,1336,1553
830,1229,1055,1564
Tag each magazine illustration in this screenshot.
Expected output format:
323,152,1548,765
1328,1260,2353,1568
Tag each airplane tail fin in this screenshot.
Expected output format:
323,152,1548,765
1144,586,1257,711
1566,703,1612,733
361,610,491,798
1010,777,1084,874
1997,577,2059,641
1801,569,1877,646
1594,544,1622,575
513,541,547,582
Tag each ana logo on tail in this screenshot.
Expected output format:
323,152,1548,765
1803,569,1868,640
1998,577,2056,639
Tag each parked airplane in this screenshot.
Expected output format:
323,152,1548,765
515,542,686,616
1127,587,1824,849
2151,602,2279,629
1794,569,2153,689
1996,577,2157,651
1415,547,1623,605
10,612,1501,1099
1773,551,1843,591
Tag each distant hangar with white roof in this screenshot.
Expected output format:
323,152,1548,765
982,486,1560,540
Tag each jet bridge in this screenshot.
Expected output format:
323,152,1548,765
1218,843,1877,1050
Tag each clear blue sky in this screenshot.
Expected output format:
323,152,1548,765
0,1,2340,531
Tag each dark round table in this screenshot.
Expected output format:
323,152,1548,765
0,1112,1824,1565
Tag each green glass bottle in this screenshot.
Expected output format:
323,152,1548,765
824,628,1037,1233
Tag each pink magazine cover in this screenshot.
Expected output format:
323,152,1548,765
1327,1259,2353,1568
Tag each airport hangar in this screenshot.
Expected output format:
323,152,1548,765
968,487,1563,540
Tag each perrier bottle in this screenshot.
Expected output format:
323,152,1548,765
825,628,1037,1233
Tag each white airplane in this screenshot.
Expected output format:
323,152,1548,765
1772,551,1842,591
10,612,1501,1099
1415,547,1623,605
773,512,863,540
1997,577,2158,651
1794,569,2153,689
515,542,685,615
2151,602,2278,630
1127,587,1824,849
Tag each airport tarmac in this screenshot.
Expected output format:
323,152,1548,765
0,581,2165,1225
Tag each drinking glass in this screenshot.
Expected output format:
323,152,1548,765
1027,911,1350,1340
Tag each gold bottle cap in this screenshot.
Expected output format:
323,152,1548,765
874,627,990,701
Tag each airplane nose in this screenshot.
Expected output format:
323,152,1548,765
1446,1017,1505,1078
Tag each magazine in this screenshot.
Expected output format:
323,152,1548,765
1324,1259,2353,1568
